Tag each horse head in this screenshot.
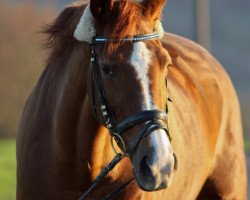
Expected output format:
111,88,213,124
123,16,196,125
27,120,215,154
75,0,177,192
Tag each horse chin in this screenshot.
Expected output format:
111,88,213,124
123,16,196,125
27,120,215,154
132,167,171,192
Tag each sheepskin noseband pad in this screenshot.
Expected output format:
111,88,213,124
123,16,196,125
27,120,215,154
74,4,165,43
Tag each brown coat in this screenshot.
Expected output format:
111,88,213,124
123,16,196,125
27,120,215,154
16,1,247,199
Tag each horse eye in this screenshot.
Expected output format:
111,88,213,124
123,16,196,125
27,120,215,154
102,66,116,77
103,66,111,74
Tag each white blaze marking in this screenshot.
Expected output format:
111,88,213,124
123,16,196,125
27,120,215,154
130,42,154,110
130,42,174,184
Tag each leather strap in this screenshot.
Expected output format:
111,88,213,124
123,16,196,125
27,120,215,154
115,110,168,135
91,33,160,44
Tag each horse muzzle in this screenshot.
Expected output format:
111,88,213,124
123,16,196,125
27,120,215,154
131,129,177,191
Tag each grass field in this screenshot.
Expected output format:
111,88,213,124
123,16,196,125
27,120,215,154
0,139,16,200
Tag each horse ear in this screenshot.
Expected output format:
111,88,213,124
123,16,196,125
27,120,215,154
140,0,167,20
90,0,114,21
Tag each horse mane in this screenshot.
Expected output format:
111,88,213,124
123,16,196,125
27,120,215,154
43,0,147,62
43,1,86,63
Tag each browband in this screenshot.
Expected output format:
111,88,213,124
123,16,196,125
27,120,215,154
91,33,160,44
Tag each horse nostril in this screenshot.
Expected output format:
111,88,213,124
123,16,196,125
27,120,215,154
140,156,154,180
173,153,178,171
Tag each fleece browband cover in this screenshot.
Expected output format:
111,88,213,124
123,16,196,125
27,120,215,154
74,4,165,43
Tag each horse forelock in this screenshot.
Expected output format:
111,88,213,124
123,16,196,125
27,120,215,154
101,1,146,56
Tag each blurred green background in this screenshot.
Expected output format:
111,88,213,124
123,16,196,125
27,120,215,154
0,0,249,199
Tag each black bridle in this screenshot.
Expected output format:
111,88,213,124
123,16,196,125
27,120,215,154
79,33,171,200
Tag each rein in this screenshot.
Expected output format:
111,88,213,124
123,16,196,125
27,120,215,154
79,33,170,200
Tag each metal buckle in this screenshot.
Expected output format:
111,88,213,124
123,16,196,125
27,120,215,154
110,133,129,157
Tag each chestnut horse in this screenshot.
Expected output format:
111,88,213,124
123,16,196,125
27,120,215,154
16,0,247,199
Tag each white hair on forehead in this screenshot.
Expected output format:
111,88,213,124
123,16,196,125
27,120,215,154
130,42,154,110
74,3,165,43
